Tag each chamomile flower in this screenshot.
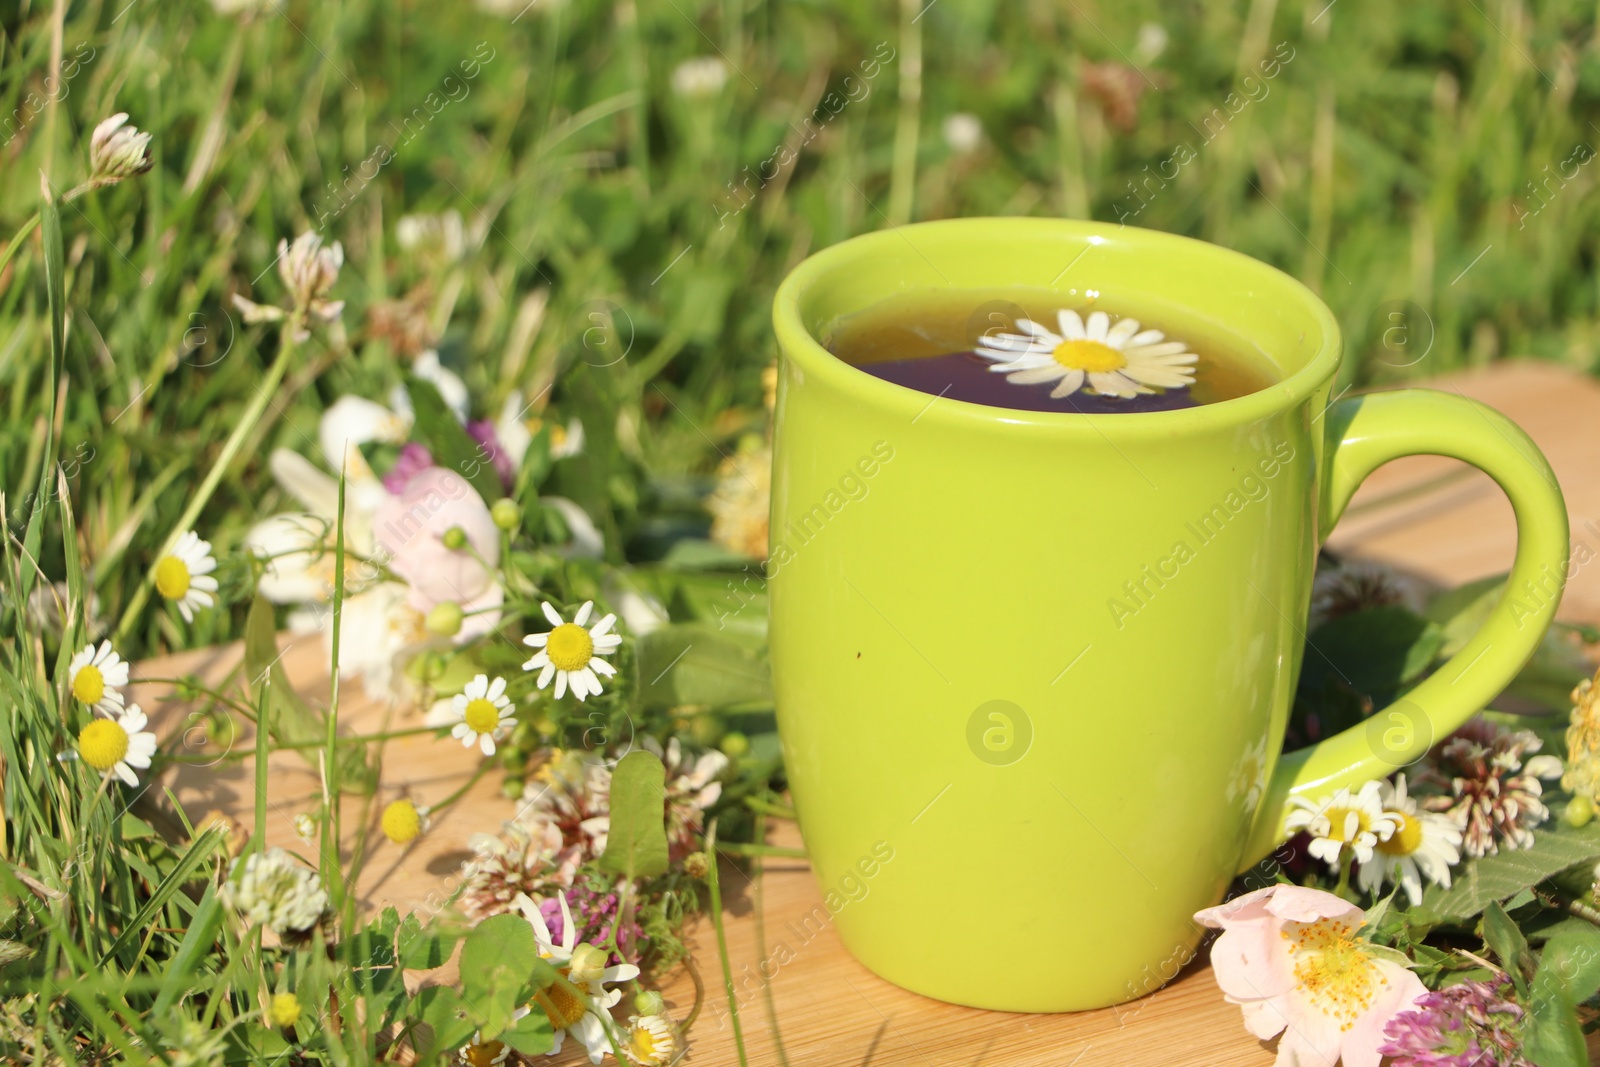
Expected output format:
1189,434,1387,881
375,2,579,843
67,640,130,716
513,891,641,1064
381,798,430,844
625,1014,679,1066
523,601,621,702
450,674,516,756
976,309,1198,399
1356,774,1463,905
458,1035,511,1066
154,530,219,623
76,704,158,787
1285,780,1402,870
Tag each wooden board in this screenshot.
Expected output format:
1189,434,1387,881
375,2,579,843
127,362,1600,1066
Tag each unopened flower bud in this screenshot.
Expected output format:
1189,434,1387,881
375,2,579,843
683,851,710,879
89,114,153,184
491,498,522,531
568,942,608,984
1567,794,1594,828
442,526,469,551
634,990,666,1016
425,601,463,636
720,732,750,759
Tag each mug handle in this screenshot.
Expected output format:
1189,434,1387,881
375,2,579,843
1239,388,1570,868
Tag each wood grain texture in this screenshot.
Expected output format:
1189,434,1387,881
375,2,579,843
128,362,1595,1065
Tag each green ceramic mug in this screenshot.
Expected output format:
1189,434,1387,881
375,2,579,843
767,218,1569,1012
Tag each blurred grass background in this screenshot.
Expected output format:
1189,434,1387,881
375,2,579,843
3,0,1599,658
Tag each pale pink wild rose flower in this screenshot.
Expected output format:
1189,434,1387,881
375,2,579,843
1194,884,1426,1067
373,466,502,634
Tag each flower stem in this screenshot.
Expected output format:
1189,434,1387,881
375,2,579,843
705,818,749,1067
1334,851,1355,901
113,326,302,643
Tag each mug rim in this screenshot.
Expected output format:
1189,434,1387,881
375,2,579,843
771,217,1343,437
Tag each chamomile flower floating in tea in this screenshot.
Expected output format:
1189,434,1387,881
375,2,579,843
154,530,219,623
67,640,130,716
1354,775,1462,906
1284,779,1401,871
450,674,517,756
76,704,158,787
976,308,1198,399
524,601,622,702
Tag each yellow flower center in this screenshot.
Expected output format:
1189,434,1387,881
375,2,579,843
534,970,588,1031
1285,918,1383,1029
1051,338,1127,374
630,1026,660,1063
546,623,595,672
463,697,502,735
381,800,422,844
72,663,106,706
462,1040,506,1067
1377,811,1423,856
1322,806,1370,843
78,719,129,771
268,992,301,1028
155,555,191,599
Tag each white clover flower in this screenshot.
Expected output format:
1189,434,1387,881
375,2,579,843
941,112,983,155
223,847,329,937
88,114,153,184
233,231,344,341
671,56,729,98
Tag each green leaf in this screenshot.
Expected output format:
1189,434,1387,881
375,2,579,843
500,1006,555,1055
1536,924,1600,1004
1418,822,1600,921
1300,606,1445,696
243,591,374,791
150,884,224,1013
636,624,772,708
459,914,542,1005
1480,900,1534,996
414,985,480,1056
397,915,457,971
600,750,670,880
405,375,504,504
97,825,222,966
1526,967,1588,1067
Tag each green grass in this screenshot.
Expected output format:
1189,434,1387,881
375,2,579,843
3,0,1600,659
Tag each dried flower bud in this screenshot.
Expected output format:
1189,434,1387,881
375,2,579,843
683,851,710,879
88,114,153,184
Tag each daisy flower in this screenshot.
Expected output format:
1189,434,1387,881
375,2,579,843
449,674,516,756
154,530,219,623
76,704,158,787
523,601,621,702
975,308,1198,399
1285,780,1402,871
513,890,641,1064
67,640,129,716
1355,775,1463,905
